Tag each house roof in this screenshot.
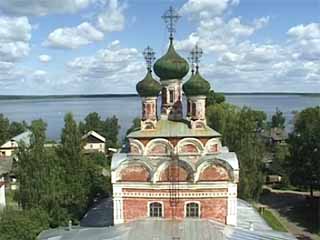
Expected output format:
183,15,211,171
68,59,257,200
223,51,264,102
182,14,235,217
38,199,296,240
82,131,106,143
261,128,288,141
128,119,221,139
0,130,32,149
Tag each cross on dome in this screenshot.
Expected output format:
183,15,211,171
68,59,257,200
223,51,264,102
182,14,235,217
162,6,181,40
143,46,156,71
190,44,203,71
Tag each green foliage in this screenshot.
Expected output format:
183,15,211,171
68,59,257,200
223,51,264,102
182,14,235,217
206,90,225,106
270,144,290,187
79,112,120,149
271,108,286,129
0,114,27,145
206,103,266,200
57,113,89,221
0,113,10,145
126,117,141,135
260,208,287,232
288,106,320,195
0,208,49,240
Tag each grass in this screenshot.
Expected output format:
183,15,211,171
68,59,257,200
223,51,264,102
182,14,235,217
260,208,288,232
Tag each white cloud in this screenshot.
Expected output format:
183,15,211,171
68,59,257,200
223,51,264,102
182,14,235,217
96,0,125,32
180,0,239,19
0,16,31,62
39,55,52,63
66,40,145,93
0,0,92,16
44,22,104,49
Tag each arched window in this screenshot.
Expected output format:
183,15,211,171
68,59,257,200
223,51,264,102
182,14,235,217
186,202,199,217
169,90,174,103
162,88,167,104
192,102,197,118
149,202,163,217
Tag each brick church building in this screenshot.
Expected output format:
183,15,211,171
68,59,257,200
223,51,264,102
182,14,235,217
111,7,239,226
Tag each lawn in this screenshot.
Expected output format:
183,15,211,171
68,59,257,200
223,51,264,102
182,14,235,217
260,208,287,232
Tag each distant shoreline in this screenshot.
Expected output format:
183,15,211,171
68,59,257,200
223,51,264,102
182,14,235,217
0,92,320,100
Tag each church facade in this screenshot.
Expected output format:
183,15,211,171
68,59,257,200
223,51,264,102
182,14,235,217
111,7,239,226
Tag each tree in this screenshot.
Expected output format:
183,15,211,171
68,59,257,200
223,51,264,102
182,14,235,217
288,106,320,197
17,119,48,210
271,108,285,129
271,144,290,187
103,115,120,149
57,112,89,221
206,90,225,106
126,117,141,135
206,103,266,200
79,112,103,135
0,208,49,240
0,113,10,145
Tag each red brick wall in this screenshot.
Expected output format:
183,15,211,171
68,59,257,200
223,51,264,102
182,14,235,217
122,197,227,223
119,165,150,182
158,164,190,182
198,165,230,181
180,143,198,153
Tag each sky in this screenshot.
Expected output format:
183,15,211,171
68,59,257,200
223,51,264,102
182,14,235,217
0,0,319,95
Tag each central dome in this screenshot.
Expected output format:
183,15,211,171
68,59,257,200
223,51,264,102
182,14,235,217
153,41,189,80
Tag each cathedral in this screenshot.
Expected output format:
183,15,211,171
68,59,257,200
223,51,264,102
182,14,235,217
111,7,239,226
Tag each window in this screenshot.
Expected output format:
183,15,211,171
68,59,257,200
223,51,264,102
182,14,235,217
192,103,197,118
186,202,199,217
162,88,167,104
169,90,174,103
149,202,163,217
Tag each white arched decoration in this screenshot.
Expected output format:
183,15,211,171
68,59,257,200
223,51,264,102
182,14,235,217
177,138,204,155
145,138,174,156
152,159,195,183
115,160,153,182
184,201,201,218
129,139,145,155
194,159,234,182
204,138,221,154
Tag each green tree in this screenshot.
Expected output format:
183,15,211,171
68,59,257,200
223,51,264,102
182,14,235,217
57,113,89,221
206,90,225,106
271,144,290,187
0,113,10,145
0,208,49,240
271,108,286,129
79,112,103,135
126,117,141,135
103,115,120,149
207,103,266,200
8,121,27,138
288,106,320,196
17,119,48,209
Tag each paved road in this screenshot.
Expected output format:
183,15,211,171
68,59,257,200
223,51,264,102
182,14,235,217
80,198,113,227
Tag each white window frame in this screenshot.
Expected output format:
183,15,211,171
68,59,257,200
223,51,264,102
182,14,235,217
184,201,201,218
148,201,164,218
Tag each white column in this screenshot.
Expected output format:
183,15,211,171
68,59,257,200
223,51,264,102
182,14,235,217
113,185,124,224
226,184,237,226
0,177,6,208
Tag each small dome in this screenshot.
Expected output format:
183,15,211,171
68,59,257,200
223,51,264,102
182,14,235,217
153,41,189,80
183,70,211,96
136,71,161,97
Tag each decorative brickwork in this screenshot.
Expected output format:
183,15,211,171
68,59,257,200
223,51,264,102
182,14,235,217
119,165,150,182
198,165,230,181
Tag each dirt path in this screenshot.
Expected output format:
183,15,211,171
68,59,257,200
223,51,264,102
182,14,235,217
260,186,320,240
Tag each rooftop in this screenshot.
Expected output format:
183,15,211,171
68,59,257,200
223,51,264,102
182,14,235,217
38,199,296,240
128,119,221,139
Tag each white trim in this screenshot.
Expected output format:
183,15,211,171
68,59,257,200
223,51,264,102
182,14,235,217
82,130,106,142
113,191,234,199
184,201,201,218
147,201,164,218
112,182,232,189
145,138,174,156
177,138,204,155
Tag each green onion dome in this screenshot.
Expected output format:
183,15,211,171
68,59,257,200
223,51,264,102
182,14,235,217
183,69,211,96
136,70,161,97
153,41,189,80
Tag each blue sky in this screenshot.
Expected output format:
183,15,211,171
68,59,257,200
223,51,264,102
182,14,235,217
0,0,319,94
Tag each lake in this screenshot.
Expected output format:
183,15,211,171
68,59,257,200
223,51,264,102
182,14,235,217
0,95,319,141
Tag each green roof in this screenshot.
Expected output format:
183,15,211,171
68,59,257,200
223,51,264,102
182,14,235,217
136,71,161,97
183,70,211,96
128,119,221,138
153,40,189,80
